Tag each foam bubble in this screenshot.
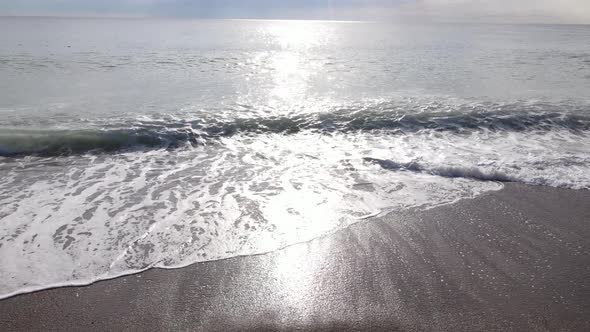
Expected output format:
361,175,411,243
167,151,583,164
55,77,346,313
2,122,589,298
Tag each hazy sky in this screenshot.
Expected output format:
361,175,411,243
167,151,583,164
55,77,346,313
1,0,589,24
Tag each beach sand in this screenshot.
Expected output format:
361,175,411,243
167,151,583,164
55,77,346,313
1,183,589,331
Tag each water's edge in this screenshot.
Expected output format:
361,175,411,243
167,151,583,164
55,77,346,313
0,181,507,300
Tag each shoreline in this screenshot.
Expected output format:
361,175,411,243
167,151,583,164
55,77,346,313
0,180,502,302
1,183,589,331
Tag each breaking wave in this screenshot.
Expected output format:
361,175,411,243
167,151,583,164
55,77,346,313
1,99,590,299
1,101,589,157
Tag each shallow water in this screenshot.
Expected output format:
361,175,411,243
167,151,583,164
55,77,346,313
1,18,589,298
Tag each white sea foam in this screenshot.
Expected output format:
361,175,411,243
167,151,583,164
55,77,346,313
1,125,589,298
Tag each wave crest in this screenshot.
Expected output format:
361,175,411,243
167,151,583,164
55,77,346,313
1,101,589,157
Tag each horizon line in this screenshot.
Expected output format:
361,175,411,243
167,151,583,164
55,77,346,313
0,14,589,26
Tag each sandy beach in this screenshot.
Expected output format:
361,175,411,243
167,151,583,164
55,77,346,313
0,183,588,331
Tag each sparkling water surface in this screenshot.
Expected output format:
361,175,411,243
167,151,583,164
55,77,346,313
1,18,589,298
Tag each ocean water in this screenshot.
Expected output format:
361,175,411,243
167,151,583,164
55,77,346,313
1,18,589,298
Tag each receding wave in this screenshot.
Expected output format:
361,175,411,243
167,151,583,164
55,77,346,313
363,157,589,189
1,104,589,157
364,158,518,182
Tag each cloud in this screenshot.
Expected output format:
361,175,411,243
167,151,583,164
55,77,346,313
410,0,590,23
0,0,588,23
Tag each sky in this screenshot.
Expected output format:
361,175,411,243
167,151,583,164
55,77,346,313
0,0,589,24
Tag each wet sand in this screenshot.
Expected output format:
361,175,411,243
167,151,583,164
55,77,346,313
1,183,589,331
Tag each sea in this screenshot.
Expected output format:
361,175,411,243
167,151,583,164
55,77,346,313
0,17,589,298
